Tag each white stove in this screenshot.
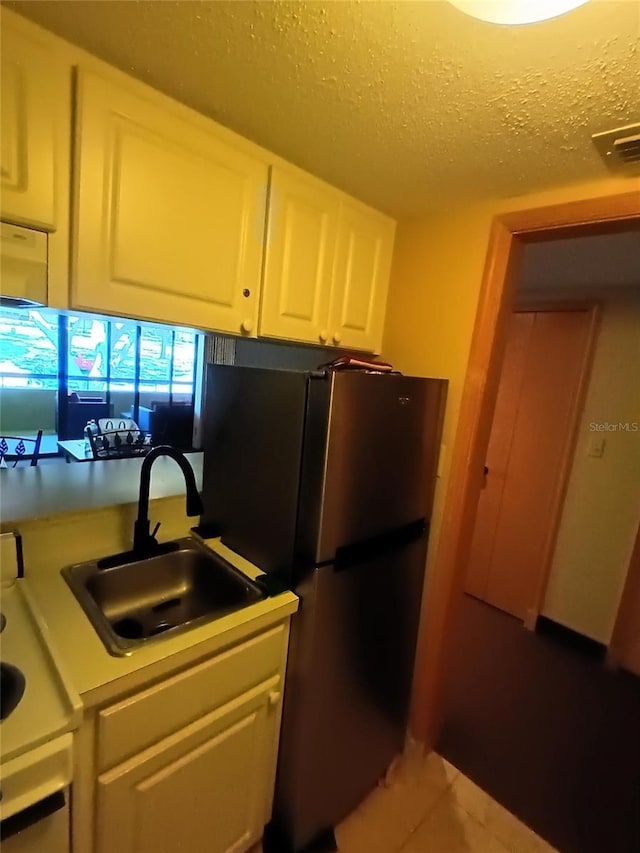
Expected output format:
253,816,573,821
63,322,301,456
0,532,81,852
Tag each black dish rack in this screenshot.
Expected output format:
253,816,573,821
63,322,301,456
85,421,152,460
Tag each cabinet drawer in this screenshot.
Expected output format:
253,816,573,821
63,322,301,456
97,624,286,771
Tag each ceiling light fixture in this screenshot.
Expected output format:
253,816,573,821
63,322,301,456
448,0,590,25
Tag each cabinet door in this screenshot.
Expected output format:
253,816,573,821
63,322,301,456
96,679,281,853
1,20,68,231
73,69,268,335
328,202,395,353
260,167,338,346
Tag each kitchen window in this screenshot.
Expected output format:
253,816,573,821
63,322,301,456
0,307,200,451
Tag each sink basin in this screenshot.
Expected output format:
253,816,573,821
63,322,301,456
62,538,267,656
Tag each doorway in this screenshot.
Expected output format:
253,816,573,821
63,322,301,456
424,200,640,853
465,305,598,624
412,192,640,749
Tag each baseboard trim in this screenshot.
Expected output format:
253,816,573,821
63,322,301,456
263,824,337,853
535,616,606,660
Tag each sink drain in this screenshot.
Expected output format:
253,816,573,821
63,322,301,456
111,617,145,640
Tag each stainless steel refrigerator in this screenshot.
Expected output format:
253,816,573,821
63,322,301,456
199,366,447,853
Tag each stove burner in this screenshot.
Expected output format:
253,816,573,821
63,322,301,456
0,612,5,633
1,661,26,721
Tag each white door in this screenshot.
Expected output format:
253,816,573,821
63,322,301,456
260,167,339,346
465,309,595,621
329,201,395,353
73,69,268,335
96,681,280,853
1,21,69,231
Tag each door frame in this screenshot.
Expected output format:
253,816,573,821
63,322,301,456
410,190,640,748
608,520,640,673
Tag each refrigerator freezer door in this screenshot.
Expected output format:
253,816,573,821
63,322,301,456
301,372,447,564
272,535,426,851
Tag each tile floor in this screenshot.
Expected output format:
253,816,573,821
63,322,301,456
335,751,558,853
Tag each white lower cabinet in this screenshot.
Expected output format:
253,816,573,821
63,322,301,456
75,622,290,853
96,679,279,853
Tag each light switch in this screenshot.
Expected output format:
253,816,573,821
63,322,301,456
588,437,606,458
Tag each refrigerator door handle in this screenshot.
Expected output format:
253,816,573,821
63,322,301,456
333,519,427,572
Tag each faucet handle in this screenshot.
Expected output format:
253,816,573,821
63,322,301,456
151,522,161,540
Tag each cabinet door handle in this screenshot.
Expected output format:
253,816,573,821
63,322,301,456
319,330,329,343
333,332,342,345
268,690,281,708
241,318,254,334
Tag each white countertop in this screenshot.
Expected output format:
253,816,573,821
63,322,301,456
0,452,203,525
3,466,298,709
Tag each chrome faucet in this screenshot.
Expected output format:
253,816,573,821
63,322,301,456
133,446,203,555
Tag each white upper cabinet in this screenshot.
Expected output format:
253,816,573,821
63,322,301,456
329,201,395,353
1,12,397,344
260,167,339,346
72,69,268,335
260,169,395,353
0,17,69,232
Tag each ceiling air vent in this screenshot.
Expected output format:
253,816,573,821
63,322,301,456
592,123,640,174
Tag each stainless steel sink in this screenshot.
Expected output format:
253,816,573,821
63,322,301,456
62,538,267,656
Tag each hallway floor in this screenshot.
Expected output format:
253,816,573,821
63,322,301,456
335,751,556,852
255,751,553,853
437,595,640,853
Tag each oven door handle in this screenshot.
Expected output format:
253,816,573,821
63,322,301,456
0,790,66,841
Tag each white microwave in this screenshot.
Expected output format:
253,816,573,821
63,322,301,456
0,221,47,307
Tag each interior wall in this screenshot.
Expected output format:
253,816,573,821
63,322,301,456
542,293,640,643
381,173,638,737
382,176,636,597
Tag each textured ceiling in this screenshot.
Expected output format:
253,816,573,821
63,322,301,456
4,0,640,217
519,229,640,290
